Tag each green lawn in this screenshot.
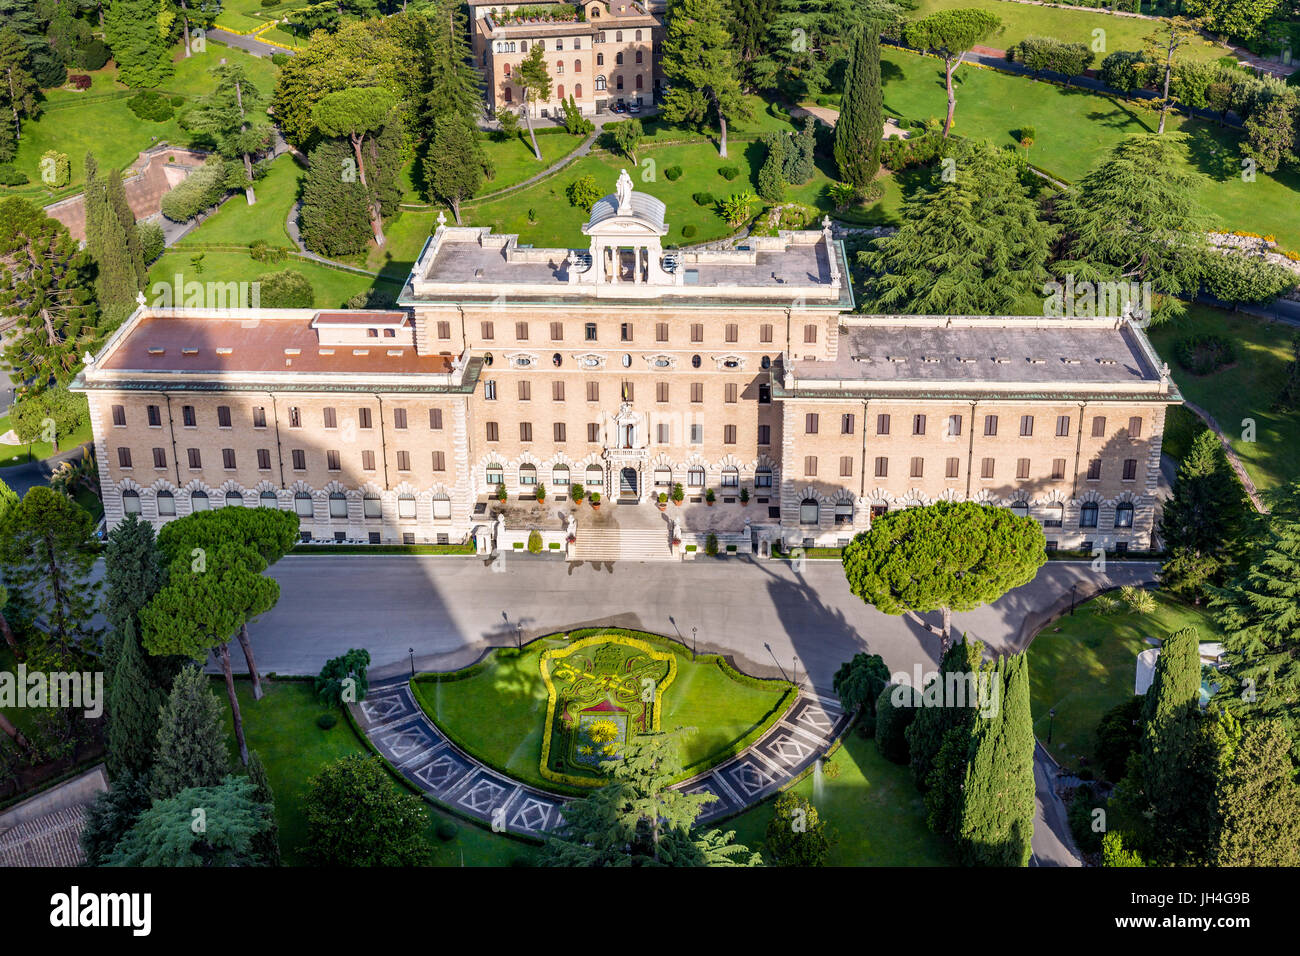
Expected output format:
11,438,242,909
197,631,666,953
147,249,397,309
222,680,536,866
176,151,302,249
1148,305,1300,495
0,414,93,468
411,631,795,794
909,0,1231,61
727,733,952,865
396,132,586,203
1027,590,1222,774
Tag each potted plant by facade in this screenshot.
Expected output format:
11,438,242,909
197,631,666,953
590,491,601,510
657,492,668,510
705,488,716,506
536,482,547,504
496,481,508,503
570,482,584,504
671,482,684,505
739,486,750,506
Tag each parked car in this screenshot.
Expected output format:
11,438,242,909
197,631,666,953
628,103,641,114
611,102,626,114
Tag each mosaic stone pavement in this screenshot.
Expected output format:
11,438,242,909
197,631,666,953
351,678,849,837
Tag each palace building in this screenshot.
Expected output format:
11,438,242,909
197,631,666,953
74,173,1179,556
470,0,664,117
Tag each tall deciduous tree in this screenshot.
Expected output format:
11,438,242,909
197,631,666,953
765,790,834,865
858,142,1054,314
1143,16,1204,135
104,0,177,89
312,87,399,247
904,9,1001,137
246,750,281,866
304,755,432,866
842,501,1046,655
515,43,551,161
184,63,272,205
834,24,884,190
1211,718,1300,866
108,777,274,866
426,113,486,224
661,0,750,158
149,664,231,801
1242,86,1299,174
0,197,97,388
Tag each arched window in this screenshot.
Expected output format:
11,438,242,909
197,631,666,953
294,491,313,517
585,464,603,487
1114,502,1134,528
615,52,623,65
835,502,854,525
595,73,606,90
574,83,582,98
400,494,418,519
755,467,773,488
552,464,571,488
574,59,582,73
504,87,513,103
328,492,347,518
503,62,511,77
431,494,450,519
800,498,820,525
635,50,642,64
486,463,504,486
1043,502,1064,527
520,40,527,52
720,466,739,488
259,490,277,507
122,490,141,514
157,490,176,516
654,467,672,487
1009,501,1029,519
687,467,705,487
635,74,642,89
537,39,545,51
557,83,565,98
363,492,382,518
191,490,209,511
615,30,622,42
225,490,242,506
557,61,564,74
519,463,538,486
597,52,604,66
1080,502,1099,528
635,29,642,40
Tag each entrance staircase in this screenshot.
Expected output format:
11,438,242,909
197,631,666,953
571,527,673,562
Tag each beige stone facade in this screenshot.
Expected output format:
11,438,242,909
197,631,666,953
75,177,1179,553
471,0,663,116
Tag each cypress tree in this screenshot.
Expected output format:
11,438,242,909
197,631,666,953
151,665,231,802
424,0,484,127
247,750,282,866
425,113,486,225
299,138,374,257
106,166,146,287
83,153,139,329
904,637,983,790
102,512,162,675
954,652,1036,866
106,620,167,780
784,117,816,186
834,24,883,189
756,131,787,203
1212,719,1300,867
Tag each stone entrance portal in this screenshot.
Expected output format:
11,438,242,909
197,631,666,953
619,467,638,498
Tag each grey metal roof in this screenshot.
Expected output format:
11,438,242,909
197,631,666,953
586,191,666,231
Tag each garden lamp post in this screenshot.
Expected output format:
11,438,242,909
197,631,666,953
516,622,523,650
692,626,697,656
409,647,415,678
1070,583,1078,615
1048,707,1056,744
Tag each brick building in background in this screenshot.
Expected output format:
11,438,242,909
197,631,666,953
74,173,1179,554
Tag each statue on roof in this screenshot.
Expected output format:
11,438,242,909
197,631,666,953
615,168,633,214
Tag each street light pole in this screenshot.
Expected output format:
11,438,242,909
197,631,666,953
1048,707,1056,744
692,626,697,656
516,623,523,650
409,647,415,678
1070,583,1078,615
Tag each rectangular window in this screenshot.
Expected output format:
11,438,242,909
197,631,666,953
486,422,499,442
722,383,736,404
554,422,567,443
758,424,771,445
481,321,495,340
656,382,669,403
874,457,888,478
842,413,855,435
587,423,601,443
323,407,337,429
725,323,738,343
690,424,702,444
946,457,960,479
1087,459,1102,480
359,408,372,429
252,406,266,429
586,381,599,403
147,405,161,427
758,384,771,404
153,447,168,469
805,413,818,434
805,456,818,477
327,450,341,471
840,456,854,477
393,408,408,429
621,381,634,402
553,381,565,402
803,324,817,344
361,450,375,471
1092,415,1106,438
397,450,411,471
1016,458,1030,480
877,414,890,436
585,322,597,341
690,324,703,343
183,405,197,427
947,414,962,437
437,321,451,340
112,404,126,426
1020,415,1034,437
187,448,201,469
485,380,497,401
1129,416,1144,438
1056,415,1071,437
910,457,924,478
256,449,271,470
981,457,995,479
724,424,737,444
690,383,703,403
432,450,446,471
222,448,236,470
913,414,926,436
292,450,305,471
287,407,300,428
621,322,633,342
656,322,668,342
760,323,773,344
1123,458,1138,480
1051,458,1067,480
117,447,132,468
984,414,998,437
429,408,443,430
515,321,529,340
656,423,669,443
550,321,563,341
520,422,532,442
518,380,531,402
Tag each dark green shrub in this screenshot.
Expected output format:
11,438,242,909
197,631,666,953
1068,784,1105,854
435,820,458,841
692,191,714,206
315,648,371,706
1094,695,1142,783
681,224,696,238
160,161,229,222
257,268,315,308
316,713,338,729
874,684,918,763
127,91,174,122
271,53,291,67
664,165,683,181
77,39,110,71
0,165,29,186
169,95,185,107
1173,334,1237,375
718,165,739,180
137,220,165,265
705,533,718,556
527,530,543,553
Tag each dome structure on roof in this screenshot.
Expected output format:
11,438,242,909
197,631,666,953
583,169,668,236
